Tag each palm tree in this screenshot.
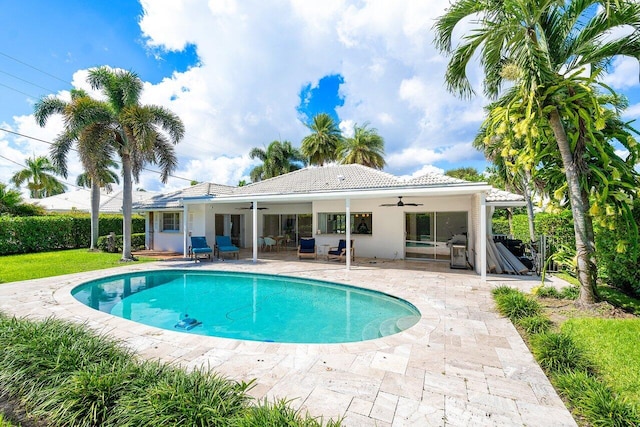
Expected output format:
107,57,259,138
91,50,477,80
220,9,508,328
434,0,640,305
338,122,386,170
0,182,23,214
87,66,185,261
10,156,66,199
34,89,118,250
249,140,306,182
76,160,120,194
301,113,342,166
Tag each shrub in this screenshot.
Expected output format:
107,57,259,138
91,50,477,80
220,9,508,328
560,286,579,300
494,291,542,321
516,315,552,335
491,285,519,298
238,399,343,427
531,332,590,374
533,286,561,299
0,214,145,255
555,371,640,427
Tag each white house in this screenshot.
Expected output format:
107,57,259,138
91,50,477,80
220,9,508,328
133,164,525,279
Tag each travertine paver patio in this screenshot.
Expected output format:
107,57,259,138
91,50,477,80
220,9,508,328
0,257,576,426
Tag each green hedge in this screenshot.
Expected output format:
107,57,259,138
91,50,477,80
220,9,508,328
492,211,574,246
0,215,145,255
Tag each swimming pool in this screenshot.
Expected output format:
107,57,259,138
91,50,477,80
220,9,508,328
71,270,420,344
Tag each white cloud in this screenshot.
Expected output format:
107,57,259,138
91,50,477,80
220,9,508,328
5,0,497,192
603,57,640,90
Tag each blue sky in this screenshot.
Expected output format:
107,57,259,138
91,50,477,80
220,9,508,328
1,0,639,194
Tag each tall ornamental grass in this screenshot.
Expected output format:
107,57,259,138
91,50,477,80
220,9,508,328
0,314,340,426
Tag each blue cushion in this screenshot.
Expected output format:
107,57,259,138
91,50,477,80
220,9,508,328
216,235,233,247
218,245,238,253
192,247,212,254
300,238,315,250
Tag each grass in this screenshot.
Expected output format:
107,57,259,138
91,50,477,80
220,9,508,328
555,272,640,315
492,286,640,426
0,414,18,427
0,249,154,284
562,318,640,408
0,314,340,426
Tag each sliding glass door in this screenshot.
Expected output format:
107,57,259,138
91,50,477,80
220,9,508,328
405,212,467,260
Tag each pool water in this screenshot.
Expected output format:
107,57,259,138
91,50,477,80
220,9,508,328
71,270,421,344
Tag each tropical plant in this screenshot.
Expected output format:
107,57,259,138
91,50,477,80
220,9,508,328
76,159,120,193
10,155,66,199
445,167,484,182
434,0,640,305
0,182,23,215
338,122,386,169
249,140,306,182
34,89,118,250
87,66,185,260
300,113,342,166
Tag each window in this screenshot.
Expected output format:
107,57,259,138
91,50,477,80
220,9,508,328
161,212,180,232
318,212,372,235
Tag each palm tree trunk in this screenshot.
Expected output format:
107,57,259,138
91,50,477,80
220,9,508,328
121,153,134,261
522,172,536,243
90,181,100,250
548,108,597,305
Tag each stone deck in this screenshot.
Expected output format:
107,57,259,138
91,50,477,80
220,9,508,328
0,257,576,426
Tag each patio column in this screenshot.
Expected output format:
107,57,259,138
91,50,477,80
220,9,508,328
183,203,189,258
345,197,351,271
480,193,487,282
252,201,258,263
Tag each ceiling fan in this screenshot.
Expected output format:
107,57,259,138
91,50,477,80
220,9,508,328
237,202,268,210
380,196,423,207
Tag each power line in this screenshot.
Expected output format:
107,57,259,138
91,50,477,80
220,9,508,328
0,51,70,85
0,68,59,94
0,127,197,183
0,82,39,99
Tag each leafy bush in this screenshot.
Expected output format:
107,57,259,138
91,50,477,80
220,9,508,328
0,214,145,255
596,198,640,297
494,290,542,321
555,371,640,427
96,233,146,253
531,332,590,374
516,315,552,335
491,285,520,298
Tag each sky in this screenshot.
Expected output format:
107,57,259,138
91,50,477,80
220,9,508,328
1,0,639,195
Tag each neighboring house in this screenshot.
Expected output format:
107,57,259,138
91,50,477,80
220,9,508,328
29,189,156,213
133,165,525,279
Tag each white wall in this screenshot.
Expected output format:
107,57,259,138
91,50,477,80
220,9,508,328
149,195,478,261
312,196,474,259
152,210,184,252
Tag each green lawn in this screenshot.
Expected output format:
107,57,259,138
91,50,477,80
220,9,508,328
562,318,640,407
0,249,154,284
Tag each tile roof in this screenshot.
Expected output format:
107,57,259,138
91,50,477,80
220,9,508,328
133,165,524,209
30,189,156,213
233,164,472,195
134,182,235,210
486,188,525,203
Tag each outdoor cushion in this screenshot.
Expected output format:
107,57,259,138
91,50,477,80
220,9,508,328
297,238,316,259
215,235,239,259
190,236,212,262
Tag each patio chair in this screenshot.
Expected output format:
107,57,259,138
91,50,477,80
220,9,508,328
190,236,213,262
215,235,239,260
263,236,277,251
327,239,354,262
297,238,317,260
257,236,265,251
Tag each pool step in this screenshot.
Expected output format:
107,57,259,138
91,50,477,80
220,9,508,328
396,315,420,331
378,317,402,337
362,321,382,340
